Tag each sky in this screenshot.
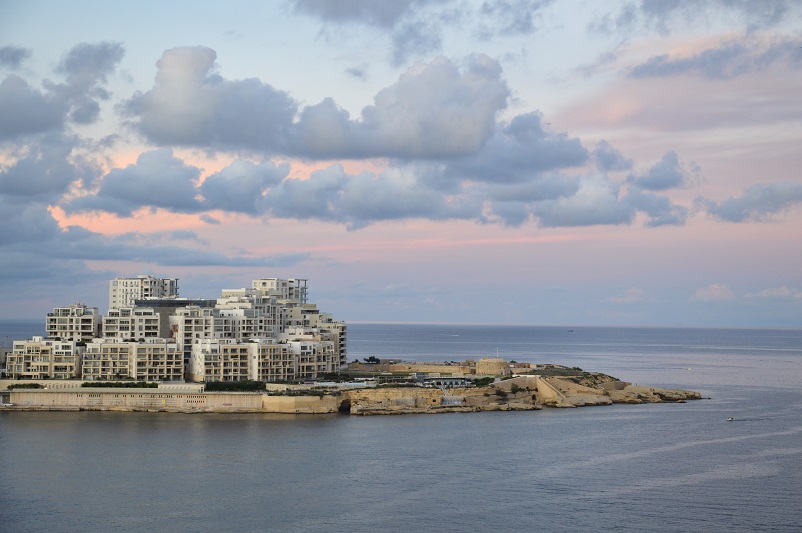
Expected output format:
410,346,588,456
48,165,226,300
0,0,801,327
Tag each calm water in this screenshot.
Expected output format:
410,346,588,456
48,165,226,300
2,321,801,532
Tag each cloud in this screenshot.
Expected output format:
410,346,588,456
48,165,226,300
0,75,65,140
593,140,632,172
699,181,802,222
692,283,735,301
627,151,695,191
625,188,688,227
125,49,510,159
64,149,203,216
592,1,799,36
293,0,553,67
200,159,289,215
0,45,31,69
0,42,124,140
123,46,297,151
629,36,802,79
0,132,99,200
293,0,422,28
745,287,802,300
532,175,635,227
609,287,648,303
292,54,510,158
439,113,588,185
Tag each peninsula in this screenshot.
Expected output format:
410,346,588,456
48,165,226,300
0,274,701,414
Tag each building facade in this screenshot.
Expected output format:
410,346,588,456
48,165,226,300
109,275,179,309
7,337,82,379
82,339,183,382
46,304,100,342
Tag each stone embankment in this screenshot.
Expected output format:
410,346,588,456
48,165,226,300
1,375,701,415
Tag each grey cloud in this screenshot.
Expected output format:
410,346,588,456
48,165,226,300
124,47,297,151
699,181,802,222
293,0,423,28
200,159,290,214
291,55,510,159
0,199,62,246
0,75,65,139
265,164,481,229
440,113,588,185
593,140,632,172
630,37,802,79
0,133,98,200
0,46,31,69
0,42,124,140
625,187,688,227
627,151,693,191
46,41,125,125
126,50,509,159
391,20,443,66
200,214,221,225
65,149,202,216
593,0,797,35
531,175,635,227
477,0,553,37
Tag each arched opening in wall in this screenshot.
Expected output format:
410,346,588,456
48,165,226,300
338,399,351,414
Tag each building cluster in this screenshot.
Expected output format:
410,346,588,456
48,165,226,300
5,276,347,383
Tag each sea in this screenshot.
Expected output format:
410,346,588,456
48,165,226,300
1,320,801,533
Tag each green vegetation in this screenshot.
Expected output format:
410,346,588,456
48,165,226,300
205,380,265,392
81,381,158,388
363,356,381,364
473,377,494,387
8,383,44,390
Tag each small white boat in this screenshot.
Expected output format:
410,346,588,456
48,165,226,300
726,417,734,421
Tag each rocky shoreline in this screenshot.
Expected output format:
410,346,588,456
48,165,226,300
2,374,702,416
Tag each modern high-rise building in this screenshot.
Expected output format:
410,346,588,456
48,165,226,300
46,304,101,342
7,337,83,379
109,275,179,309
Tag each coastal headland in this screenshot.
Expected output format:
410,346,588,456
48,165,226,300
0,364,701,415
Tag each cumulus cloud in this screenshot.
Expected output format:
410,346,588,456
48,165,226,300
692,283,735,301
0,132,99,200
294,54,510,158
627,151,695,191
630,36,802,79
34,45,696,232
200,159,289,215
0,45,31,69
65,149,203,216
532,175,634,227
699,181,802,222
125,50,509,159
0,75,65,139
124,47,297,151
0,41,124,140
593,140,632,172
440,113,588,185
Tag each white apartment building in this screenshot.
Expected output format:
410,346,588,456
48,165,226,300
46,304,100,342
82,339,182,382
189,337,332,383
7,337,83,379
103,307,163,340
109,275,179,309
252,278,308,304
